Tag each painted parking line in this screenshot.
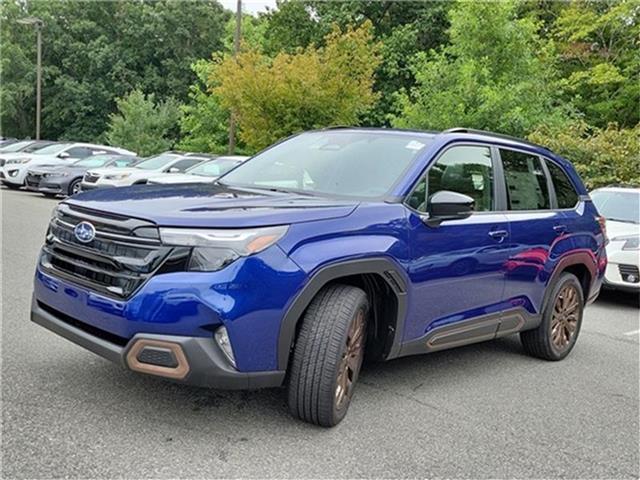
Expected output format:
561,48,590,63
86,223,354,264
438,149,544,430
623,329,640,336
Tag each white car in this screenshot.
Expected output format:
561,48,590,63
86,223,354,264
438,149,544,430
1,142,135,188
0,140,56,167
147,155,248,185
80,152,210,190
591,186,640,292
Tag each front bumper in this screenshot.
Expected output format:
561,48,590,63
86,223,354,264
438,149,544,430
31,296,285,389
603,248,640,292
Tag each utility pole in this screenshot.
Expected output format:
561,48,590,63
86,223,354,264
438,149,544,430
227,0,241,154
17,17,44,140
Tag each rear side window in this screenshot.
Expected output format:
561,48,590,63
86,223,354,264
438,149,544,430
407,145,494,212
500,149,550,210
545,160,578,208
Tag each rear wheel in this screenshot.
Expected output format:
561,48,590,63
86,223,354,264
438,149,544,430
520,273,584,361
287,284,368,427
3,182,20,190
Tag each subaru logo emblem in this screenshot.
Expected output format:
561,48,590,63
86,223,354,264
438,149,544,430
74,221,96,243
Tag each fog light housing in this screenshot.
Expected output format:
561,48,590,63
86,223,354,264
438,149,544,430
214,326,236,368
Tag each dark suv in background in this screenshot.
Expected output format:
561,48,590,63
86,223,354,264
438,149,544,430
31,127,606,426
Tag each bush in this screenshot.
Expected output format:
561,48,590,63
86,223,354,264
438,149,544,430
529,121,640,189
106,90,180,157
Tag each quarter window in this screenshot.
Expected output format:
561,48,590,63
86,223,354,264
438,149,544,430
407,145,494,212
545,160,578,208
500,149,550,210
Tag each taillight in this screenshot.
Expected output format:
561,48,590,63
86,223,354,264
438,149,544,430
596,215,608,244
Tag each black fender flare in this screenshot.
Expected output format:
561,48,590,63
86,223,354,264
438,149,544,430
541,250,598,314
277,257,409,370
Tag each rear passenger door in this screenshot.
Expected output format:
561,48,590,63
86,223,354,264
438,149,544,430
499,148,564,313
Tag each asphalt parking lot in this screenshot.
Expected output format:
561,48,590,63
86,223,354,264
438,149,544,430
1,187,639,479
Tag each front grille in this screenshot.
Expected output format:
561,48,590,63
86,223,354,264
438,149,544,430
84,173,100,183
40,204,190,299
619,264,640,283
26,173,42,187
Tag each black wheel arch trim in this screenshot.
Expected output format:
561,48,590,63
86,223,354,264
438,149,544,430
277,257,409,370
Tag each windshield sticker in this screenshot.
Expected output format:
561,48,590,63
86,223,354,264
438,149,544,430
405,140,425,151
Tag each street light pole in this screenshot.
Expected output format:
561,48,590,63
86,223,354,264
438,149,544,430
227,0,241,154
17,17,44,140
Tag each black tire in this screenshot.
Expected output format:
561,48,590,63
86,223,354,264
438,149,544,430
287,284,369,427
3,182,20,190
67,178,81,196
41,192,57,198
520,273,584,361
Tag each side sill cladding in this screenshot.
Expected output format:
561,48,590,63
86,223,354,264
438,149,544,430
277,258,408,370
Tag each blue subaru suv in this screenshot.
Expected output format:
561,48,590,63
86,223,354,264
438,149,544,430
32,128,606,426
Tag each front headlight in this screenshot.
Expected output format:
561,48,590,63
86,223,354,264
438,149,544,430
8,157,31,164
104,173,131,180
160,225,289,272
611,235,640,251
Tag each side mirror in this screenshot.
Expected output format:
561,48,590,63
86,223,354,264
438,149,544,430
168,167,180,173
58,152,70,159
423,190,474,227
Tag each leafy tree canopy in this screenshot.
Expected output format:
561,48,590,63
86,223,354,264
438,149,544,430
106,89,180,157
393,0,571,137
209,21,381,151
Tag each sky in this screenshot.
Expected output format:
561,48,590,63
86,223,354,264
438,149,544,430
218,0,278,16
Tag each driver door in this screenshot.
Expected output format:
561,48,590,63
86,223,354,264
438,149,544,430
403,144,511,347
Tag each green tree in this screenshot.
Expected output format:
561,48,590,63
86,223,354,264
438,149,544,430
552,0,639,128
529,121,640,189
0,0,229,141
106,89,179,156
177,60,235,154
393,0,570,136
210,22,381,151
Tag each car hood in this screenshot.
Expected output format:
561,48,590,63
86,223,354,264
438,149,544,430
606,219,640,239
30,165,86,175
66,183,359,227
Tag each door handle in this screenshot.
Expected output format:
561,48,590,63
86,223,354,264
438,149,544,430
553,224,567,234
488,229,508,240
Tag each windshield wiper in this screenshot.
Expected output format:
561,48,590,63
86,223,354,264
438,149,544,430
607,217,639,224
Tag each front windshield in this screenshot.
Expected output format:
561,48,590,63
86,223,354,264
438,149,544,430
24,142,54,153
220,131,433,198
0,140,33,152
33,143,72,155
72,155,118,168
187,158,240,177
592,190,640,224
134,153,179,170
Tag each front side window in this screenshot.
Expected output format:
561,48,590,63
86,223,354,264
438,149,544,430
545,160,578,209
66,147,94,158
501,149,550,210
221,131,434,199
169,159,204,172
407,145,494,212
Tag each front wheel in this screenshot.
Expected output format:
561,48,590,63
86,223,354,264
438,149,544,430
287,284,368,427
68,178,82,196
520,273,584,361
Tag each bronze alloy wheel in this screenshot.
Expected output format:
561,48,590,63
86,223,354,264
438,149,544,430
550,284,580,350
335,309,366,410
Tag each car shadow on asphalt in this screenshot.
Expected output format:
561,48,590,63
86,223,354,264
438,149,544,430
46,335,529,430
596,288,640,309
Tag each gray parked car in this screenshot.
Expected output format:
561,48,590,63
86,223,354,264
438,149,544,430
25,154,139,197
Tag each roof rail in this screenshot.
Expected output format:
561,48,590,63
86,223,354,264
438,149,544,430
442,127,549,151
